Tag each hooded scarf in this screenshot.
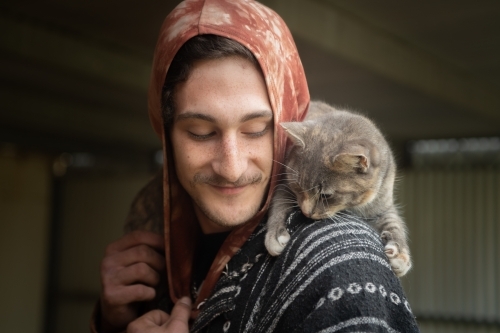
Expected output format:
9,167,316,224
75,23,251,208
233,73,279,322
148,0,310,318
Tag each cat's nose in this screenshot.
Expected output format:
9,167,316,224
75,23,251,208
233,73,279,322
300,201,315,218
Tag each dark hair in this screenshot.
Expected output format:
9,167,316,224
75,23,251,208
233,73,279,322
162,34,260,127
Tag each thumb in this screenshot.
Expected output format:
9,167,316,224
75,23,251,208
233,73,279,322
144,309,170,326
164,297,192,331
126,310,169,332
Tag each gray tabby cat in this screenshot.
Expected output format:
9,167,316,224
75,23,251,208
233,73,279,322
265,101,411,277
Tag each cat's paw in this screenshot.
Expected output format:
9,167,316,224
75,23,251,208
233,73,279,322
265,226,290,256
383,240,412,277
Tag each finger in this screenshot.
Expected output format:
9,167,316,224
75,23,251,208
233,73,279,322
102,244,165,273
106,230,164,255
142,309,170,325
165,297,191,331
127,310,169,333
103,284,156,306
114,262,161,287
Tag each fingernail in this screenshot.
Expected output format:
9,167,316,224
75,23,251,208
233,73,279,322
179,296,192,306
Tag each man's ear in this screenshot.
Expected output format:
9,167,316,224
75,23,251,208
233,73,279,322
280,122,306,148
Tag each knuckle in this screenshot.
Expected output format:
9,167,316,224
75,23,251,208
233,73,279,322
104,242,116,256
134,262,151,276
135,244,149,257
136,244,156,261
100,258,120,281
137,285,155,300
100,257,112,271
130,230,145,243
100,273,111,289
102,288,117,305
127,321,139,333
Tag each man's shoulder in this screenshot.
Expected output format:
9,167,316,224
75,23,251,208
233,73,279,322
199,211,419,333
280,211,390,271
229,211,419,333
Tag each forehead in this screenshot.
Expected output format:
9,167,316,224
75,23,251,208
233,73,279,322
173,56,272,123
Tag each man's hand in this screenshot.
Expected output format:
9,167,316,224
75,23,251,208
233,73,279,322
127,297,192,333
99,230,165,332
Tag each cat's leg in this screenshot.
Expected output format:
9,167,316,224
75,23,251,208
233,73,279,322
265,189,294,256
375,208,412,277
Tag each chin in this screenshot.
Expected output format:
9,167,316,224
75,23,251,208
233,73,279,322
196,197,262,230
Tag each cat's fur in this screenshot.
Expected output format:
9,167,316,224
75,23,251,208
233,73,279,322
265,101,411,277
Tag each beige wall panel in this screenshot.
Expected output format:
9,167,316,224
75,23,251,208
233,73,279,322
54,172,153,333
55,300,96,333
0,149,51,333
400,169,500,332
57,173,153,293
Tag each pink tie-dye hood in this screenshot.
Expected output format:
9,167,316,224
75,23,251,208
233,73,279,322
148,0,309,317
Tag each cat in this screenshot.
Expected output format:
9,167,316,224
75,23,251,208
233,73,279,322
264,101,412,277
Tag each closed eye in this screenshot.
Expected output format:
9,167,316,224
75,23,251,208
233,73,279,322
334,190,351,195
242,125,270,138
188,131,216,140
320,193,333,200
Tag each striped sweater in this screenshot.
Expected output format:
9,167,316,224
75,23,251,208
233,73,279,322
185,210,420,332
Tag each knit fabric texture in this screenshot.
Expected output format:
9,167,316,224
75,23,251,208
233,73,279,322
157,210,420,332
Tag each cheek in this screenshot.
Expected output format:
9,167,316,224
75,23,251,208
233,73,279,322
171,137,212,177
263,135,275,172
248,135,274,175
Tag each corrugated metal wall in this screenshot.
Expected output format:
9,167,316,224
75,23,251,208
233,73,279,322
399,169,500,332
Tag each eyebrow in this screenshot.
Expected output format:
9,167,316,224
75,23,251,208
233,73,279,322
175,110,273,123
241,110,273,122
175,112,215,122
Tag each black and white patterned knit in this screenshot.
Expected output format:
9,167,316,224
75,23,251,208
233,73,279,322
190,210,420,333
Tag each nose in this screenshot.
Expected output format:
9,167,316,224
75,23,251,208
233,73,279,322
212,134,248,183
300,197,316,218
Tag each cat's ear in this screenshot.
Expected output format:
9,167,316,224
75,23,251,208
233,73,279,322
280,122,306,148
330,153,370,173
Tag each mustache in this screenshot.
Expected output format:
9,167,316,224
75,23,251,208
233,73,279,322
193,173,263,187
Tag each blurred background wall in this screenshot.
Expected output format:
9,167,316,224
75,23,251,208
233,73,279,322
0,1,499,332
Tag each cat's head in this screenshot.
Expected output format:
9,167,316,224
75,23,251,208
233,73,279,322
281,114,384,219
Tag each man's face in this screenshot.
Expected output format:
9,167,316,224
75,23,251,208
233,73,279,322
170,56,274,234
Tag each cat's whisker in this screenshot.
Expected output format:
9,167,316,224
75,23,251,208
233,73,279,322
337,210,377,223
273,187,297,196
301,184,319,195
274,183,292,188
312,187,321,201
319,195,328,217
272,172,299,178
271,159,299,175
325,213,350,244
331,214,353,243
273,198,297,205
269,206,300,216
274,187,295,192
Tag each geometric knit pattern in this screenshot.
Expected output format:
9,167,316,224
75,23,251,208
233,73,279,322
190,210,420,332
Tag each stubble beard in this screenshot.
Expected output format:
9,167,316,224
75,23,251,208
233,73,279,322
190,172,267,229
194,196,261,229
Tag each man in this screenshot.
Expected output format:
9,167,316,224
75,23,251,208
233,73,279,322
93,1,420,332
